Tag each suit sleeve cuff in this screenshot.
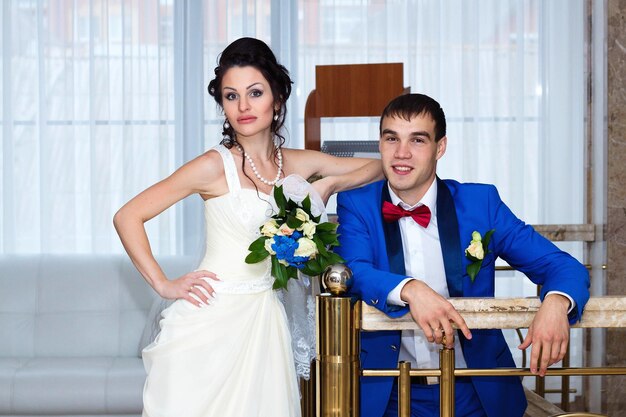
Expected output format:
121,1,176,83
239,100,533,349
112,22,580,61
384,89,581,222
387,278,415,306
545,290,576,314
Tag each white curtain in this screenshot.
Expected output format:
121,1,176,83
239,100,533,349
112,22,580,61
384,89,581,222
293,0,585,224
0,0,586,257
1,0,177,254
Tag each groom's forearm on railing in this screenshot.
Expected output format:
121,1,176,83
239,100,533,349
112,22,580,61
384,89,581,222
360,296,626,331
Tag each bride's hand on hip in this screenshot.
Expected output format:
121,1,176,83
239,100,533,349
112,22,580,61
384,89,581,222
157,270,220,307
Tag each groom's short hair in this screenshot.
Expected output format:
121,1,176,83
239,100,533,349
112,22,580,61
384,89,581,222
379,93,447,142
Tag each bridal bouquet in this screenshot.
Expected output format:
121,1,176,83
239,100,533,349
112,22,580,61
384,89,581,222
245,185,344,290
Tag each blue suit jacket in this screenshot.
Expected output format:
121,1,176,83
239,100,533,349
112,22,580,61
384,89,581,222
336,178,590,417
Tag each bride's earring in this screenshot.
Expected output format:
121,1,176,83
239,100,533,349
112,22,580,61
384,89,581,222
273,112,279,121
222,119,233,146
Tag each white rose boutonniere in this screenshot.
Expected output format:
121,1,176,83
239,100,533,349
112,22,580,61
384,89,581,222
464,229,495,282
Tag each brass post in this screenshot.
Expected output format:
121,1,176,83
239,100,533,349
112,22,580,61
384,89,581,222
398,361,411,417
316,294,360,416
536,372,546,397
440,347,455,417
535,286,546,398
561,344,571,411
301,365,316,417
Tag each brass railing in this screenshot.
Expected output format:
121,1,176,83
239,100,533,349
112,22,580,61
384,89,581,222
314,294,626,417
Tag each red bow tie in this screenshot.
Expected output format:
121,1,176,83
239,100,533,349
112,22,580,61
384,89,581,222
382,200,431,228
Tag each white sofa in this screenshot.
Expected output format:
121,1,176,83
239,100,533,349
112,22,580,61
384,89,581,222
0,255,193,417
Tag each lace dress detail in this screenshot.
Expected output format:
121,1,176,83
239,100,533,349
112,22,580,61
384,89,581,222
273,175,327,381
279,273,318,379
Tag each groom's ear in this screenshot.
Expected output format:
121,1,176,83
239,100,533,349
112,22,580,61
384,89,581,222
436,136,447,160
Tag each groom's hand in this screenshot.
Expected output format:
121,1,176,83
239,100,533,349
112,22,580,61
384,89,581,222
518,293,570,376
400,280,472,349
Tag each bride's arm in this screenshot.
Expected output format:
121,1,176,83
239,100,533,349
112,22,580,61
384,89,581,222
320,157,383,192
113,151,222,306
284,149,383,203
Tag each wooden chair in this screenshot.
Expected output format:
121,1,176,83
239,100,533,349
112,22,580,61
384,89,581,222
303,63,409,151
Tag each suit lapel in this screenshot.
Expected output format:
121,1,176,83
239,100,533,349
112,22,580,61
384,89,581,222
436,178,464,297
381,182,406,276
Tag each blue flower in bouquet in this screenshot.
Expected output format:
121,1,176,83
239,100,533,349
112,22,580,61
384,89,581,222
271,235,297,260
291,231,302,240
271,235,309,268
245,185,345,290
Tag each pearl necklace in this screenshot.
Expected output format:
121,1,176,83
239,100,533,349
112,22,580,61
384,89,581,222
236,143,283,186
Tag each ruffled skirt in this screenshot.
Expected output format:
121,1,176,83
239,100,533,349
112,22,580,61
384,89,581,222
142,289,301,417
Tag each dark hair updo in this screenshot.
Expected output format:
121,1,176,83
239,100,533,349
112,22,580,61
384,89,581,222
207,37,293,148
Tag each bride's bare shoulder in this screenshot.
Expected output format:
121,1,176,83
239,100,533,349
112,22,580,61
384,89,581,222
174,148,228,198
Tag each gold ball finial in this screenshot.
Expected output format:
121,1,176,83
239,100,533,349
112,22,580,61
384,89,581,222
321,263,353,295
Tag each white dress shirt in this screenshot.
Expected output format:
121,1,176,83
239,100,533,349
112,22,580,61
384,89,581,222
385,179,468,370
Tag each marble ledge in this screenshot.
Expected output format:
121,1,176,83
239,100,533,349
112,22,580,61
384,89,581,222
532,224,596,242
360,296,626,331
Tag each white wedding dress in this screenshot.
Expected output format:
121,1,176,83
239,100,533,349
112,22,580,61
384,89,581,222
142,145,302,417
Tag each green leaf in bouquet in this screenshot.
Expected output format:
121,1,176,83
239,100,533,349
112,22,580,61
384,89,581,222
272,257,289,289
318,233,340,246
287,267,298,279
316,252,336,270
312,235,329,256
316,222,339,232
303,257,323,276
284,200,295,213
286,215,304,229
248,236,268,252
325,251,345,265
302,195,312,213
312,214,322,223
301,265,318,276
274,186,287,217
245,249,270,264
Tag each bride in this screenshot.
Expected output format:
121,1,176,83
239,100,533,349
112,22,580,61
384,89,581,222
113,37,382,417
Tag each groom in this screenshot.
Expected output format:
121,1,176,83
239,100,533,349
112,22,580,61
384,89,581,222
335,93,590,417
